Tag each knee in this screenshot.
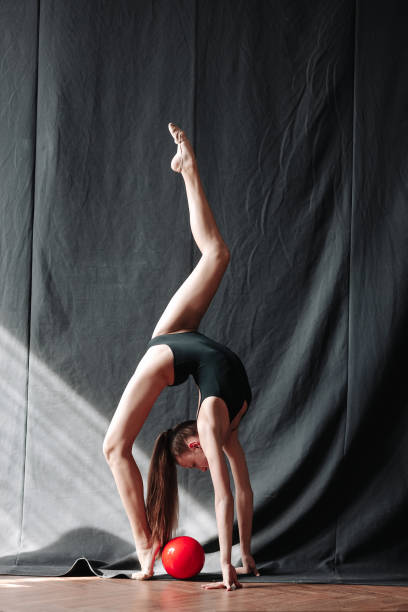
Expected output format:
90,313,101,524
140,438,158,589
102,436,114,462
103,435,127,464
220,244,230,264
213,243,230,267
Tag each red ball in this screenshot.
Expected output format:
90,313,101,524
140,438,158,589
162,536,205,579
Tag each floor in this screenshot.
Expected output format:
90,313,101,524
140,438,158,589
0,576,407,611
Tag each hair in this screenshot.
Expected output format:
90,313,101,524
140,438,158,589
146,420,198,548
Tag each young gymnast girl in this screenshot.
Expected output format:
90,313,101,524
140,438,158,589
103,123,259,591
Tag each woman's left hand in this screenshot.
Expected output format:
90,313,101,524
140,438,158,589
201,562,242,590
235,554,260,576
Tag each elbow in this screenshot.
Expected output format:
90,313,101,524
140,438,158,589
215,491,234,507
236,486,253,501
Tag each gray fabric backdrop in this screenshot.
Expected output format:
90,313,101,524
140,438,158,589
0,0,407,584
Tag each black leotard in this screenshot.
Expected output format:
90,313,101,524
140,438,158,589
147,331,252,423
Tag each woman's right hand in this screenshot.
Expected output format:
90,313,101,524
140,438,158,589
201,562,242,591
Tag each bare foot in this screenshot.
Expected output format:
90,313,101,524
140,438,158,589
168,122,197,174
131,541,162,580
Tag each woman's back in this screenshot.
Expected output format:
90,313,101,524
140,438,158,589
148,331,252,422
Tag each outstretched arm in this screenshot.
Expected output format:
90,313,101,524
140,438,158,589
197,398,242,591
223,429,260,576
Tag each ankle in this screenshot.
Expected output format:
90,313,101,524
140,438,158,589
181,164,199,182
134,530,153,550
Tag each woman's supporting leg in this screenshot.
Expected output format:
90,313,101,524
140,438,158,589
103,351,169,578
152,123,230,337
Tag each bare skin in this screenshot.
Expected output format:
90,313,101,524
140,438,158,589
178,435,259,590
103,123,258,589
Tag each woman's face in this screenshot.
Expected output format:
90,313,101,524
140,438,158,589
176,440,209,472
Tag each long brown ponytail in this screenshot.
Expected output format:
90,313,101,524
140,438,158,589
146,420,198,547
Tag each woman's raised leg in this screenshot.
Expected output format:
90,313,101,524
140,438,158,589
151,123,230,337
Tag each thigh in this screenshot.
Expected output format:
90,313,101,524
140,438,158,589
152,251,229,338
103,350,169,453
